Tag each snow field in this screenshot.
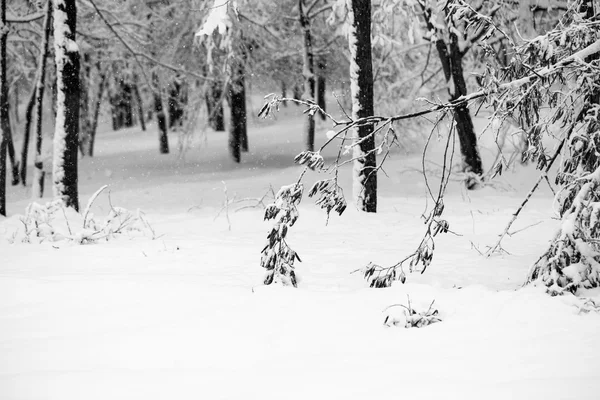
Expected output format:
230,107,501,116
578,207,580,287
1,107,600,399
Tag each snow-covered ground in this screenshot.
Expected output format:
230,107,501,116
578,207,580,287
1,103,599,400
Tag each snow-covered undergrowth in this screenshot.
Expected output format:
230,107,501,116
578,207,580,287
3,187,155,245
1,112,600,399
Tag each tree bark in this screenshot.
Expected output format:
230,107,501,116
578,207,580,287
52,0,80,211
32,1,52,198
316,59,326,120
347,0,377,212
228,59,247,162
299,0,315,151
153,73,169,154
206,80,225,131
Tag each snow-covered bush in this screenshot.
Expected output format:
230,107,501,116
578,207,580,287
383,298,441,328
10,186,155,245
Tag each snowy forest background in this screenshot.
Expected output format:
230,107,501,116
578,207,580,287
1,0,600,399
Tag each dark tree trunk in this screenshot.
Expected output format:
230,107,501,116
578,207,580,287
420,5,483,186
87,63,107,157
111,79,134,131
206,80,225,131
32,0,52,198
79,52,91,156
316,59,326,120
228,59,247,162
293,84,302,101
20,80,37,186
0,0,4,212
348,0,377,212
153,74,169,154
52,0,80,211
281,80,287,107
132,75,145,132
298,0,315,151
168,79,185,129
448,31,483,183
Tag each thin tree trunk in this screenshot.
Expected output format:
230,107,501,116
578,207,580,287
52,0,80,210
87,63,107,157
281,80,287,107
32,1,52,198
299,0,315,151
153,73,169,154
20,80,37,185
228,59,246,162
79,52,91,156
132,75,145,132
206,80,225,131
13,82,18,123
316,59,326,120
347,0,377,212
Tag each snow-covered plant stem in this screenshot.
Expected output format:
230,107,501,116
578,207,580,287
261,184,304,287
52,0,80,211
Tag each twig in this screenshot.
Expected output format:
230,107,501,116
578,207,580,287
83,185,108,228
486,137,567,256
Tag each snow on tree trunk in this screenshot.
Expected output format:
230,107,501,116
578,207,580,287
228,59,246,162
153,73,169,154
52,0,80,211
32,1,53,198
298,0,315,152
347,0,377,213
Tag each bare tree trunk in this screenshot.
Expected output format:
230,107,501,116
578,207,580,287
228,59,246,162
316,59,326,120
52,0,80,211
87,63,107,157
0,0,5,215
347,0,377,212
299,0,315,151
448,31,483,183
20,80,37,186
420,5,483,186
206,80,225,131
281,80,287,107
32,1,52,198
153,73,169,154
79,52,91,156
132,74,145,132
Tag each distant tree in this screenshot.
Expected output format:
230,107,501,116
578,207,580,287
52,0,80,210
